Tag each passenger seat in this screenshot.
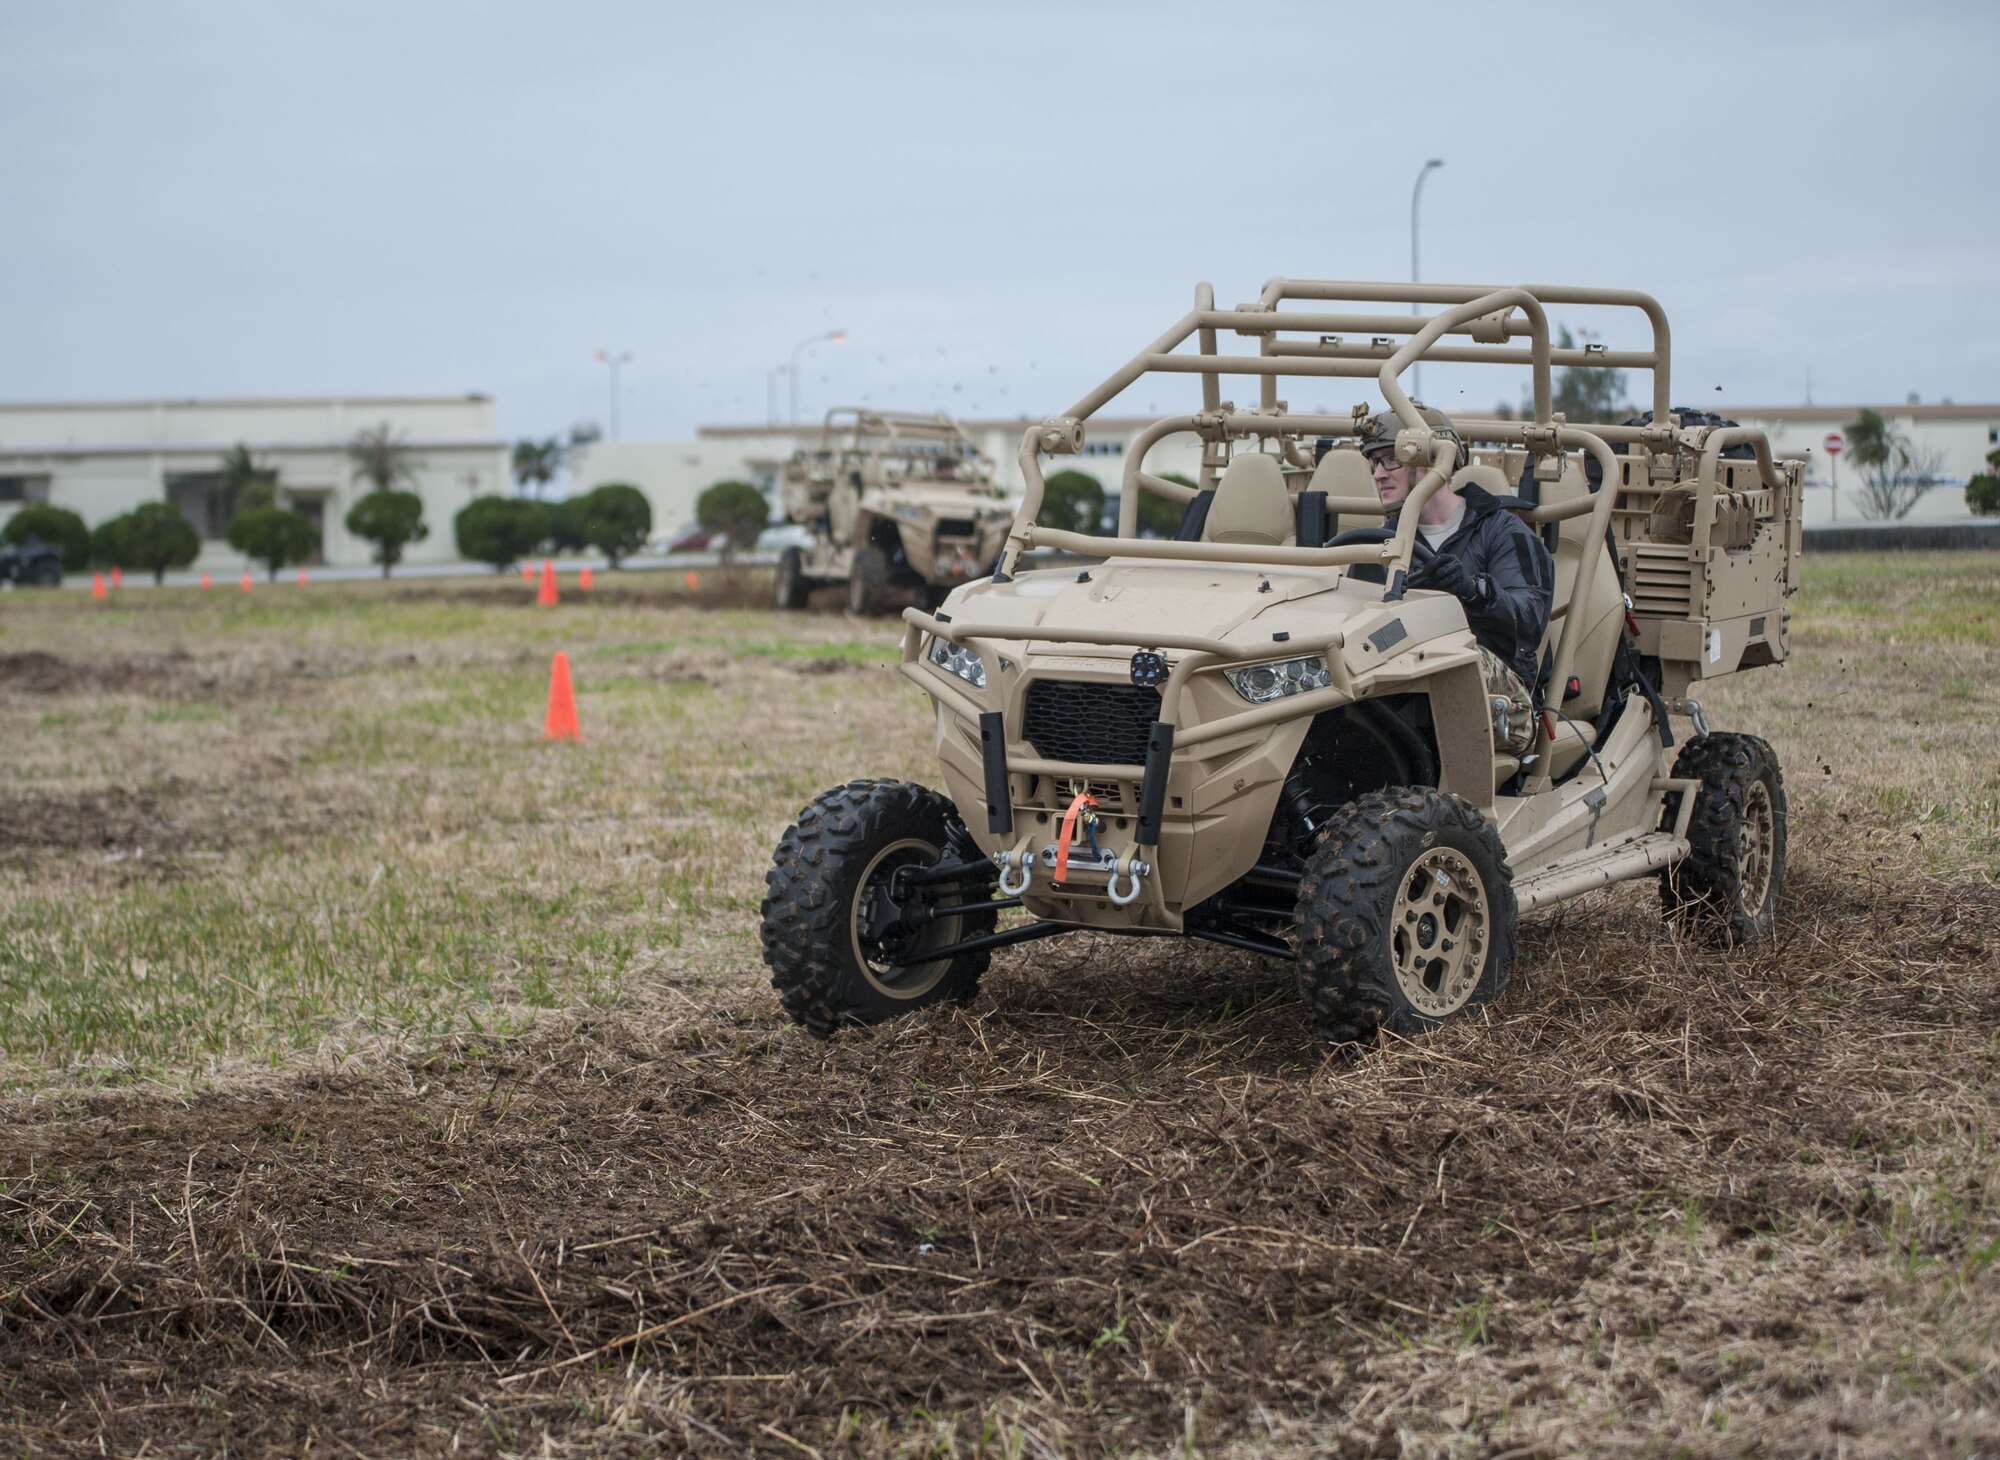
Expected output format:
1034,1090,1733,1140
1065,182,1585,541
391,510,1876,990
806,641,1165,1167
1199,455,1296,547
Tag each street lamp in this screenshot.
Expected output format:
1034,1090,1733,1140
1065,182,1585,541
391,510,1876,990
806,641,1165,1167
789,329,847,424
596,350,632,440
1409,158,1443,401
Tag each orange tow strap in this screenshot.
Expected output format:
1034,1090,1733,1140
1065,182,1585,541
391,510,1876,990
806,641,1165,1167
1052,791,1098,886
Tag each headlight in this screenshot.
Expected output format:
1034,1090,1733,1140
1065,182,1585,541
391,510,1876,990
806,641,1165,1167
928,637,987,688
1223,654,1331,704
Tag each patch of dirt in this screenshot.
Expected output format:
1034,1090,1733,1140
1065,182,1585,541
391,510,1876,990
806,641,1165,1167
0,771,357,863
0,648,312,702
3,861,1996,1456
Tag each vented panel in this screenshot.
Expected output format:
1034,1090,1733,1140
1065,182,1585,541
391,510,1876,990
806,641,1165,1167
934,518,977,539
1629,542,1695,619
1022,680,1160,767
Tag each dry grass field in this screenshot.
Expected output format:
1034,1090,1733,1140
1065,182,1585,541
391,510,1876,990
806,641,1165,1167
1,554,1996,1458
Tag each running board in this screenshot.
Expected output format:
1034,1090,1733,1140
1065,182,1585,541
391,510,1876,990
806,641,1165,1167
1514,831,1688,913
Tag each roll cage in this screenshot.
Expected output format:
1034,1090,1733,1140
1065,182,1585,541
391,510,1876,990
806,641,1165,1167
796,408,999,491
914,280,1796,772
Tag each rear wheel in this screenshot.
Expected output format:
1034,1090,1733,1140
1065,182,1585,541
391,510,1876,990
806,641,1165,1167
761,779,997,1035
27,557,61,587
773,547,810,609
847,545,888,615
1293,788,1516,1046
1661,733,1786,944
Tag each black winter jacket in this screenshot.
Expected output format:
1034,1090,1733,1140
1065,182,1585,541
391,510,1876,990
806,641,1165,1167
1392,484,1554,690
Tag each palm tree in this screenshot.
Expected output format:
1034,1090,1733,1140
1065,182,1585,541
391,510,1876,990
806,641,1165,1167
347,423,424,494
218,442,278,516
511,438,566,498
1844,409,1895,474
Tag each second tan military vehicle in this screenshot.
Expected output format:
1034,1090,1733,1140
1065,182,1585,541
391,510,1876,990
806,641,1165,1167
773,409,1016,614
761,280,1801,1046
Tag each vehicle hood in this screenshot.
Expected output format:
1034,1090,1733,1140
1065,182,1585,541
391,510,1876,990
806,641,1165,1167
942,558,1467,664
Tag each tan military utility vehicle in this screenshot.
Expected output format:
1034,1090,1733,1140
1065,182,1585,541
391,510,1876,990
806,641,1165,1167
760,281,1801,1044
773,408,1016,614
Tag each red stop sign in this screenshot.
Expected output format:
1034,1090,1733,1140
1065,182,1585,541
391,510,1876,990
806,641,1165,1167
1823,431,1845,456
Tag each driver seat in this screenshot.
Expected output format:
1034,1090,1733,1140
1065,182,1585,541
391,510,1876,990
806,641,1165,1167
1201,454,1296,547
1307,448,1378,537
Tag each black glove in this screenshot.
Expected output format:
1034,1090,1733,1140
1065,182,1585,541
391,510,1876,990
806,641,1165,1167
1406,553,1490,607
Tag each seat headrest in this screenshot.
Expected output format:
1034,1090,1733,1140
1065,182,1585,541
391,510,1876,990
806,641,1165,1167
1451,463,1513,497
1202,454,1296,547
1307,447,1376,499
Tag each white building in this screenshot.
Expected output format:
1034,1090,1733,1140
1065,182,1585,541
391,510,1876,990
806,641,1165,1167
0,395,511,570
562,438,768,543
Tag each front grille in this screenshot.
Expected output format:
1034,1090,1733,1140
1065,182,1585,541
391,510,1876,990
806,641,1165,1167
1023,680,1160,766
934,518,977,540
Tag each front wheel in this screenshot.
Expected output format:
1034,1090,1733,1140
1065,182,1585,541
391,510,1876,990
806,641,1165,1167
846,545,888,615
1293,788,1517,1046
773,547,810,610
1661,733,1786,944
761,779,997,1035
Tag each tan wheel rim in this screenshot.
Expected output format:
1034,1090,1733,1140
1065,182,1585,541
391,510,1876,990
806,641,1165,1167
851,837,963,1000
1390,847,1491,1019
1738,780,1775,917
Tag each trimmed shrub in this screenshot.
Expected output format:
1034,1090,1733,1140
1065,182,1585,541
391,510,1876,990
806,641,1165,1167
695,480,770,564
344,489,427,578
4,505,91,571
577,483,652,568
1040,469,1105,535
543,498,588,554
455,497,549,572
227,508,320,581
119,502,202,584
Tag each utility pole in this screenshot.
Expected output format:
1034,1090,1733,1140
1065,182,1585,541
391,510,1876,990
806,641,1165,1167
766,366,788,426
596,350,632,440
788,330,847,424
1410,158,1443,403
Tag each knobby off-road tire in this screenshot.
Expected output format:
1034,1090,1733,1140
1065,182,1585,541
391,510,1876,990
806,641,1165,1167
1660,732,1787,945
761,779,997,1035
847,545,889,616
773,547,811,610
1293,788,1517,1046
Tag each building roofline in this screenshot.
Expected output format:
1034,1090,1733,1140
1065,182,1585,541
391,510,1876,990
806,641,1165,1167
0,437,508,460
0,393,491,413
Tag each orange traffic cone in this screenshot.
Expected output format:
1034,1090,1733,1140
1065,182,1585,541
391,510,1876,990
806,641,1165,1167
110,566,124,589
684,570,699,591
520,560,535,581
200,571,212,590
543,652,581,741
579,565,594,591
296,567,309,586
537,558,559,608
240,573,254,593
91,573,107,601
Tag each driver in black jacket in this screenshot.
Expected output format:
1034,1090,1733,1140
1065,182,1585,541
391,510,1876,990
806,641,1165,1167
1360,405,1554,756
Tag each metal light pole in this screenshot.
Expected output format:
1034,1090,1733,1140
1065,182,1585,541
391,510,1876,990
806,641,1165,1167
766,365,788,426
1409,158,1443,402
596,350,632,440
788,329,847,424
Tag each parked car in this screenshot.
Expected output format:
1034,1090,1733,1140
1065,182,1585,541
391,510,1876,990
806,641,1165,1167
0,537,63,587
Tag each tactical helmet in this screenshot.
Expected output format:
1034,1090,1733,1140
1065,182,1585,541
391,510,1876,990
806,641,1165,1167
1356,401,1469,470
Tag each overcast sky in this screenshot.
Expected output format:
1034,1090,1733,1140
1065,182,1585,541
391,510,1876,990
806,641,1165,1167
3,0,1996,445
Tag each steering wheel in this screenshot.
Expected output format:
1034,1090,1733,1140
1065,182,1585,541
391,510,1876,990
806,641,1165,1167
1326,524,1436,565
